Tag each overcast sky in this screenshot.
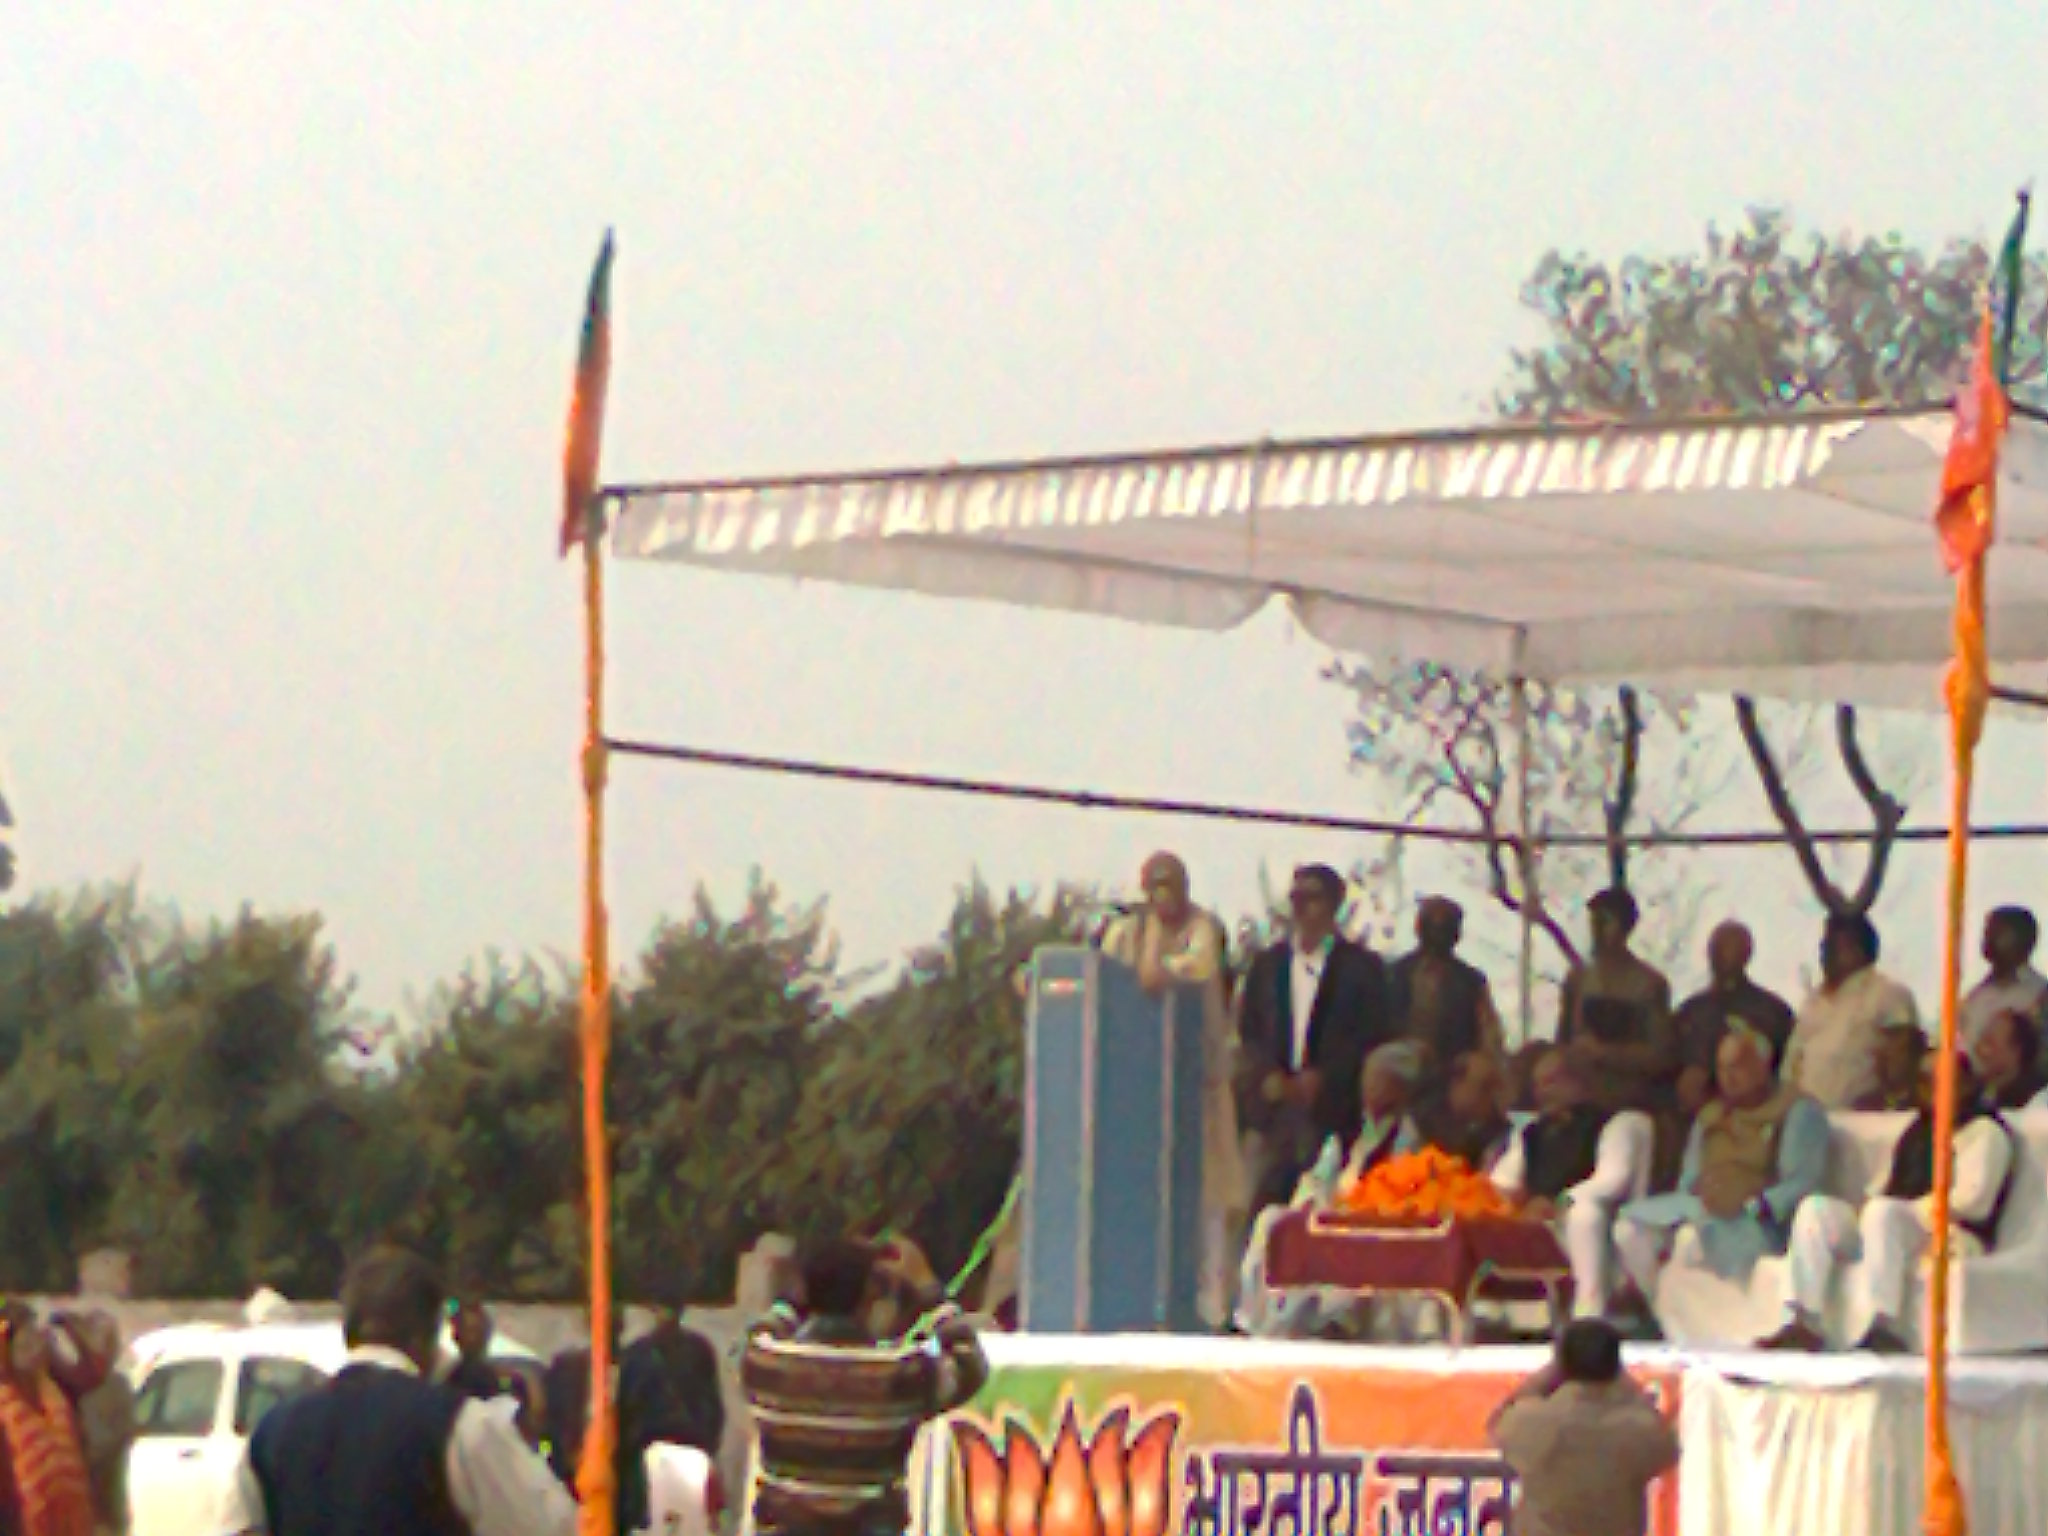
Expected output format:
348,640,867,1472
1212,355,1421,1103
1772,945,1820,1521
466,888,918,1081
7,3,2048,1024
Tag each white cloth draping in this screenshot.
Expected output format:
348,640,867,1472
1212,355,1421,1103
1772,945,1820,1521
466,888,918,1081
1678,1361,2048,1536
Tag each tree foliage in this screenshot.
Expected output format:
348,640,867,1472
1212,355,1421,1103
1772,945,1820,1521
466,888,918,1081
0,876,1087,1302
1495,205,2048,420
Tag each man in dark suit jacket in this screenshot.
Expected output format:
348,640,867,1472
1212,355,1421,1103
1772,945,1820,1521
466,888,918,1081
1235,864,1393,1213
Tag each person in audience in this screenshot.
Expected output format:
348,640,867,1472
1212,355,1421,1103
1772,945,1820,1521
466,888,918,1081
1613,1028,1830,1322
1235,864,1393,1216
1782,914,1919,1110
1233,1043,1425,1337
1491,1049,1644,1318
0,1302,108,1536
1487,1319,1679,1536
1419,1052,1515,1172
1671,922,1794,1101
1388,897,1503,1101
227,1247,573,1536
746,1240,986,1536
1962,906,2046,1053
444,1297,506,1403
1102,851,1246,1321
1559,889,1674,1114
1972,1007,2048,1113
70,1312,132,1536
1764,1052,2017,1353
617,1301,728,1536
1853,1023,1929,1112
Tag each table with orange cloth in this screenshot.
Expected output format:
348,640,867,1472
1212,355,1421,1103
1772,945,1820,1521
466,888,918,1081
1261,1148,1573,1343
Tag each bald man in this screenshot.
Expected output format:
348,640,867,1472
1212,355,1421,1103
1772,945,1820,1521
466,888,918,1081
1671,923,1794,1114
1101,851,1245,1322
1614,1028,1829,1313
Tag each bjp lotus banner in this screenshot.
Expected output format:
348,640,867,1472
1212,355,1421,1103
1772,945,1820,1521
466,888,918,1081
912,1345,1681,1536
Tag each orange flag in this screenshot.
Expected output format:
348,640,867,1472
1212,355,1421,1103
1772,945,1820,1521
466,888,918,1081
561,231,616,556
1934,309,2008,575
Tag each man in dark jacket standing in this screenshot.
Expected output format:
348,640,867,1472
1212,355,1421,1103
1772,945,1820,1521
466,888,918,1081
1235,864,1392,1214
616,1303,726,1535
227,1247,572,1536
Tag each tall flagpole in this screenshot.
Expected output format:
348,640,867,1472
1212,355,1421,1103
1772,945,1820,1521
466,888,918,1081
1925,189,2028,1536
562,229,619,1536
578,497,617,1536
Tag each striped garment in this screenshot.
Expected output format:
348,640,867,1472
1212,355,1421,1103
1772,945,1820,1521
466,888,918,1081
0,1371,94,1536
743,1323,985,1536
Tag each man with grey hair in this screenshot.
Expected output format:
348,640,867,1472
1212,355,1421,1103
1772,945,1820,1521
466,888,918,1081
1233,1041,1425,1336
1614,1026,1830,1323
1490,1047,1652,1320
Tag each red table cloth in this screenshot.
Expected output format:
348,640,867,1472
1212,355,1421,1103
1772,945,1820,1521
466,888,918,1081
1263,1210,1573,1317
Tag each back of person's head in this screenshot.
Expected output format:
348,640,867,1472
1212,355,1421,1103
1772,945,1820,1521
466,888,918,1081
342,1247,447,1367
798,1239,877,1320
1555,1317,1625,1385
1826,911,1881,964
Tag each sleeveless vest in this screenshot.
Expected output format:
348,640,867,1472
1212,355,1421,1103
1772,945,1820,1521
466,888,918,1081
1521,1107,1611,1202
249,1364,467,1536
1695,1085,1799,1209
1885,1108,2018,1250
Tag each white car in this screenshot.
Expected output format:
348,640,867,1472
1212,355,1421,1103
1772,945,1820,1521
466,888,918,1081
124,1319,719,1536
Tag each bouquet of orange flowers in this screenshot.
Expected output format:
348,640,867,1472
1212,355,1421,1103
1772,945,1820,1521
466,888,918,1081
1333,1146,1515,1220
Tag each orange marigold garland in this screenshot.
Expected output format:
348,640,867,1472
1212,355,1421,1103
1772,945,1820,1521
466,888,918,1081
1334,1146,1514,1220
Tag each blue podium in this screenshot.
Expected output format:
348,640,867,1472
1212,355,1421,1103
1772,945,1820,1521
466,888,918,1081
1021,946,1207,1333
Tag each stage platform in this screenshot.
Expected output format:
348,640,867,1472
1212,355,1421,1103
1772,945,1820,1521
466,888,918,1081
909,1334,2048,1536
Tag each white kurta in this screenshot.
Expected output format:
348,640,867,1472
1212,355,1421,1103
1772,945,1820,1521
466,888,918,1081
1494,1112,1653,1318
1783,967,1921,1110
1784,1115,2015,1330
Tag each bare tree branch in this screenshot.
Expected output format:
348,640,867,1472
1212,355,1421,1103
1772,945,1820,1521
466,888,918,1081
1733,697,1906,918
1605,686,1644,892
1835,704,1907,915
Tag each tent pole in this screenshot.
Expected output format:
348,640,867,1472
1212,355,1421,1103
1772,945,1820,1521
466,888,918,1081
1510,675,1535,1045
577,500,618,1536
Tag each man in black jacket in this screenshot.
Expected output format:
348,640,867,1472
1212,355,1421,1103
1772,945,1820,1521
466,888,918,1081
616,1303,727,1533
1234,864,1393,1214
229,1248,572,1536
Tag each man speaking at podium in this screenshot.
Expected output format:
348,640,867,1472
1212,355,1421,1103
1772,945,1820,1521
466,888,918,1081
1101,851,1246,1323
1235,864,1393,1217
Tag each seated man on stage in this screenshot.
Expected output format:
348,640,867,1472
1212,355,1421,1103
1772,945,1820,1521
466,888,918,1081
1419,1051,1515,1173
1233,1042,1424,1337
1490,1047,1649,1320
1973,1007,2048,1113
1853,1023,1929,1113
1613,1028,1830,1324
1762,1052,2017,1353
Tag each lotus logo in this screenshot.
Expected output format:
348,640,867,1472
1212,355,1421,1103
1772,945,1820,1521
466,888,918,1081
954,1406,1179,1536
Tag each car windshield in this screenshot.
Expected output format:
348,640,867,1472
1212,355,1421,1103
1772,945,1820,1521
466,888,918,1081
135,1359,223,1439
235,1357,327,1437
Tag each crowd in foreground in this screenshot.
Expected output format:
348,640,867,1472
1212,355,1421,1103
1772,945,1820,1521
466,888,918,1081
1078,853,2046,1351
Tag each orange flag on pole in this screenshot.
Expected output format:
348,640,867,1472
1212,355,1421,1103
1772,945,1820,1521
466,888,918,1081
1934,308,2008,576
562,230,616,556
1926,192,2028,1536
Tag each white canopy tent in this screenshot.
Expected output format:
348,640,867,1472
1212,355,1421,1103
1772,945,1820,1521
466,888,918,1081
610,404,2048,710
